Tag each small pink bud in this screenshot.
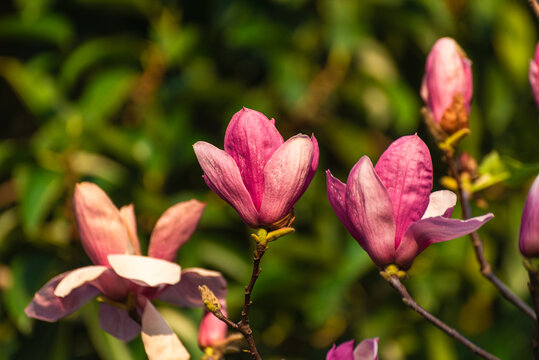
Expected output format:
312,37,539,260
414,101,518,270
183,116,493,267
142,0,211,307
519,175,539,258
529,43,539,108
198,308,227,349
421,37,473,135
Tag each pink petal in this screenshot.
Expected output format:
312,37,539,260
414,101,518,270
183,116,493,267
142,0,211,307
345,156,396,267
141,300,190,360
326,340,354,360
73,182,131,266
258,134,314,225
374,135,433,248
193,141,259,227
148,200,205,262
354,338,379,360
99,303,141,341
421,190,456,219
198,307,228,348
25,271,99,322
396,213,494,267
224,107,284,210
157,268,227,307
519,175,539,257
108,255,181,287
54,266,108,297
326,170,361,241
301,134,319,194
119,204,141,255
530,45,539,107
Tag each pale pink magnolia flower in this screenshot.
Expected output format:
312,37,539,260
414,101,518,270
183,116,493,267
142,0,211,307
193,107,319,228
519,175,539,258
25,182,227,360
327,135,493,269
198,305,228,349
421,37,473,134
529,43,539,108
326,338,379,360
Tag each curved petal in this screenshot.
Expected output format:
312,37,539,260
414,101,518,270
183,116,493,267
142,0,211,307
374,135,433,248
258,134,314,225
25,271,99,322
157,268,227,307
224,107,284,210
193,141,259,227
54,266,108,297
422,190,456,219
119,204,141,255
396,213,494,267
99,303,141,342
520,175,539,257
354,338,379,360
141,300,190,360
108,255,181,287
148,200,206,262
326,340,354,360
73,182,131,266
301,134,319,194
346,156,396,267
326,170,361,241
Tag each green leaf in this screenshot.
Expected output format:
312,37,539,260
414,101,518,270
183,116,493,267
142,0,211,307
0,14,73,47
13,165,63,236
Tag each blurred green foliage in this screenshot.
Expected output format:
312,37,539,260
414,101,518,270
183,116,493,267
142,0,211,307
1,0,539,359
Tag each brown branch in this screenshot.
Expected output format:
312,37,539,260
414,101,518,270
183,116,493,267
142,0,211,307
529,0,539,18
386,275,500,360
444,152,537,321
528,268,539,359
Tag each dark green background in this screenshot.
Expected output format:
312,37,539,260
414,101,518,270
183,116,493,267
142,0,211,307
1,0,539,358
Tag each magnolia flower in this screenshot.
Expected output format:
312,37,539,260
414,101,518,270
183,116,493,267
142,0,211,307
327,135,493,269
326,338,379,360
193,107,319,229
198,306,228,349
519,175,539,258
26,182,227,360
421,37,473,135
529,43,539,108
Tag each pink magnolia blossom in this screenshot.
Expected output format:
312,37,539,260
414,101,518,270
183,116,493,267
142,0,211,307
421,37,473,134
198,305,228,349
519,175,539,257
26,182,227,360
327,135,493,269
326,338,379,360
193,107,319,228
529,43,539,108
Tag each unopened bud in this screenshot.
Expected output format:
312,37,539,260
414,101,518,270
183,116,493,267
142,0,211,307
519,175,539,258
199,285,221,313
530,42,539,109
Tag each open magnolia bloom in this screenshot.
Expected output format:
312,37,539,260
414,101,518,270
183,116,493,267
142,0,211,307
193,107,318,229
327,135,493,269
326,338,379,360
25,182,227,360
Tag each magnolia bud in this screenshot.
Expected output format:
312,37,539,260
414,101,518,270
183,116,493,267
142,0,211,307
529,42,539,108
198,309,228,349
421,37,473,136
519,175,539,258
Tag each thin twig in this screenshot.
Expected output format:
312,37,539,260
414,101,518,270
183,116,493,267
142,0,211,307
444,152,537,321
386,275,500,360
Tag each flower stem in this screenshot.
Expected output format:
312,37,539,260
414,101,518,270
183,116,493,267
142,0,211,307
444,151,536,321
385,274,500,360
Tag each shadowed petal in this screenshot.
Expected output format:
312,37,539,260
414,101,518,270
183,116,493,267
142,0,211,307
141,300,190,360
157,268,227,307
99,303,141,342
422,190,456,219
224,107,284,210
327,340,354,360
258,134,314,224
193,141,259,227
396,213,494,267
346,156,396,267
73,182,131,266
327,170,361,241
54,266,108,297
119,204,141,255
374,135,433,247
25,272,99,322
148,200,206,262
108,255,181,287
354,338,379,360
